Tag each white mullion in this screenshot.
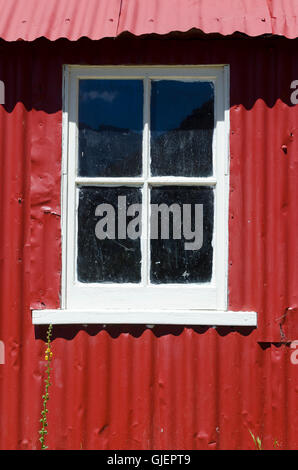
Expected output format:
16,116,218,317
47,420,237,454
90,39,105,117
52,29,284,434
141,182,149,284
147,177,216,186
75,177,144,186
143,76,150,180
141,76,151,285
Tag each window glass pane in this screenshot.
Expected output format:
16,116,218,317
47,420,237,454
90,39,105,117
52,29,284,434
150,81,214,177
79,80,143,177
77,186,142,283
150,186,214,283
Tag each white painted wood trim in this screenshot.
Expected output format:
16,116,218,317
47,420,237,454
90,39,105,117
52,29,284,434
60,65,234,320
32,309,257,326
75,176,217,186
67,65,226,80
61,65,70,309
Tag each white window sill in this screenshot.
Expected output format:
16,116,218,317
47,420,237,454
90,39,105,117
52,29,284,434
32,309,257,326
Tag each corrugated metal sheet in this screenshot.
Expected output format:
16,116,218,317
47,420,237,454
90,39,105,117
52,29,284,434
0,0,298,41
0,36,298,449
118,0,298,39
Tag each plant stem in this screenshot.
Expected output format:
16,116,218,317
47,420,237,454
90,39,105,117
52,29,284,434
39,324,53,450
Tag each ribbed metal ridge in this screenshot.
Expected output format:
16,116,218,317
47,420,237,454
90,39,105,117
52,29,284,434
0,0,297,42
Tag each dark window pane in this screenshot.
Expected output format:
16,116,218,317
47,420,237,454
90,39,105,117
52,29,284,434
151,81,214,177
79,80,143,177
150,186,214,283
77,186,142,283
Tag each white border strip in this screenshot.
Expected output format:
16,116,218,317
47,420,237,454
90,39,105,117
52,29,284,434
32,309,257,326
61,65,70,309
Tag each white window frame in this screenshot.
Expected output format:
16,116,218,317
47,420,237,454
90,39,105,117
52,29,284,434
32,65,257,326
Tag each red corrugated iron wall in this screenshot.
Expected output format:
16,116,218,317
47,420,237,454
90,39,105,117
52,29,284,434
0,36,298,449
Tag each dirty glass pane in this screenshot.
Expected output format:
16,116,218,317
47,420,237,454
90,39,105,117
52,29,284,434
150,81,214,177
150,186,214,283
77,186,142,283
78,80,143,177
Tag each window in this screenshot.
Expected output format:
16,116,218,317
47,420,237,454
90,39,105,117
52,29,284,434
32,66,257,326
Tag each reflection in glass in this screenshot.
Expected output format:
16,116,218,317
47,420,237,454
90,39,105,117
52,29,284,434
151,81,214,177
150,186,214,283
79,80,143,177
77,186,142,283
